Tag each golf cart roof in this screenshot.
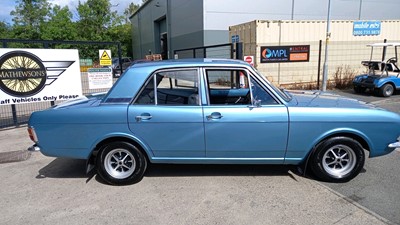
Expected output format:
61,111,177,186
367,43,400,47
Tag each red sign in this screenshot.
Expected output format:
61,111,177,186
244,55,254,66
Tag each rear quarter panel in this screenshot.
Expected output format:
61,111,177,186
29,105,134,159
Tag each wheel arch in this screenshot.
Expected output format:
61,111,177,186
316,132,370,152
298,130,370,179
306,129,371,162
376,80,395,89
86,134,153,173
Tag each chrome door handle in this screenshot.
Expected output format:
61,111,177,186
135,113,152,122
206,112,223,120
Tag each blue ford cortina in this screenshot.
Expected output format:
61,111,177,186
28,59,400,185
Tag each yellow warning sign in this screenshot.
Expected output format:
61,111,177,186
99,50,112,66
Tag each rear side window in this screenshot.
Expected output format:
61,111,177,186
134,69,199,105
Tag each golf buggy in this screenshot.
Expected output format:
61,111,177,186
353,42,400,97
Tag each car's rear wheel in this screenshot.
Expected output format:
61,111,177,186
310,137,365,182
379,83,394,97
97,142,147,185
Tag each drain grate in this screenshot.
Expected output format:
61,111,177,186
0,150,31,164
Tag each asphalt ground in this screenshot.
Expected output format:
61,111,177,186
0,89,399,225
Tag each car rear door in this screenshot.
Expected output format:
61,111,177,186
128,68,205,158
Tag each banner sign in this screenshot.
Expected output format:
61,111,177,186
88,68,113,89
0,48,82,105
260,45,310,63
353,21,381,36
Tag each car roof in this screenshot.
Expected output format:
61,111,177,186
130,58,250,68
367,43,400,47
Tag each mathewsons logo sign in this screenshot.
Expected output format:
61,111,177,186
0,49,82,105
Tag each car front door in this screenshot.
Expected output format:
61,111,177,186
128,68,205,158
202,68,289,162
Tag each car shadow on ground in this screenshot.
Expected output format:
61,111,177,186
145,164,299,178
37,158,304,184
36,158,87,179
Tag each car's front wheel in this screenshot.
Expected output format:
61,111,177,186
310,137,365,182
97,141,147,185
379,83,395,97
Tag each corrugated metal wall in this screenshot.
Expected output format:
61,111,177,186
229,20,400,85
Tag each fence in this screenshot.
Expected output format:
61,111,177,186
174,43,237,59
0,39,122,129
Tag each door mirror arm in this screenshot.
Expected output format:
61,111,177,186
248,99,261,109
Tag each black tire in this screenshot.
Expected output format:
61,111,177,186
353,86,366,94
379,83,394,97
97,142,147,185
310,137,365,182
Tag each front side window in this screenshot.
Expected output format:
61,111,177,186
249,76,278,105
135,69,199,105
206,69,277,105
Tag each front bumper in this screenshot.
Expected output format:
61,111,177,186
353,81,376,89
28,144,41,152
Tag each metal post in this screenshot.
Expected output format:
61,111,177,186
235,42,243,60
291,0,295,20
358,0,362,20
317,40,322,90
43,42,55,106
278,21,282,84
118,42,122,75
322,0,331,92
230,43,234,59
11,104,18,127
166,0,171,59
382,39,387,62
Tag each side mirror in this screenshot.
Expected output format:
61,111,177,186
248,99,261,109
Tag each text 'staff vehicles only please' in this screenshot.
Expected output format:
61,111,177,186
28,59,400,185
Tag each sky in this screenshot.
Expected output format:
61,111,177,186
0,0,142,24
